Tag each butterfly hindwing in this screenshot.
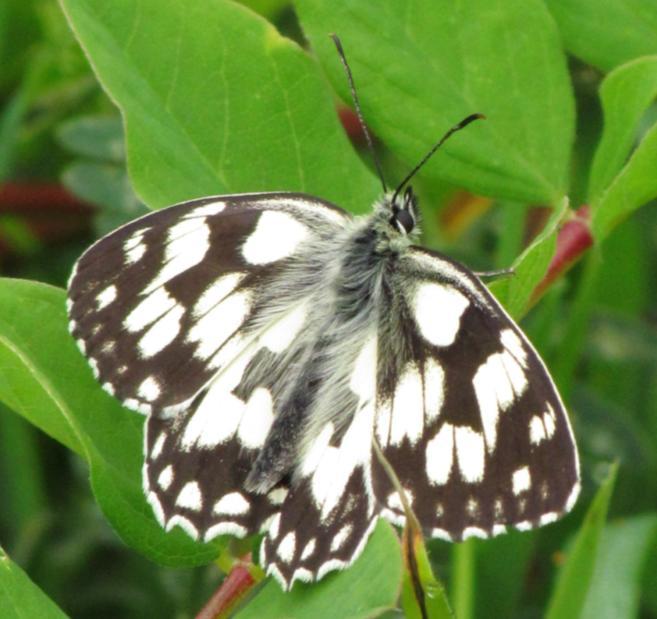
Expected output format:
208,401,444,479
373,248,580,539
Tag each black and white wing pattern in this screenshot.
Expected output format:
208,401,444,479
373,248,580,540
259,245,579,587
67,189,579,591
68,192,349,542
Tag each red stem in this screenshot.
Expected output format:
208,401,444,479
195,558,257,619
532,205,593,302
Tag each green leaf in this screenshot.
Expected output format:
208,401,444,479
400,530,453,619
591,122,657,241
57,115,126,162
0,278,220,567
588,57,657,201
58,0,377,212
546,462,619,619
236,520,403,619
581,514,657,619
546,0,657,72
61,162,147,234
296,0,574,204
490,198,568,319
0,546,69,619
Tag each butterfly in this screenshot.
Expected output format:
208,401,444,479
66,37,579,590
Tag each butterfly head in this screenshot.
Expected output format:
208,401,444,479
389,186,417,235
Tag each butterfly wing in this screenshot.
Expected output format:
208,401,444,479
374,247,580,539
68,192,350,540
259,246,579,589
68,193,348,415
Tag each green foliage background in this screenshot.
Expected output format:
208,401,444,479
1,0,657,617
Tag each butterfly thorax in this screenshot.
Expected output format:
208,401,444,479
244,196,417,493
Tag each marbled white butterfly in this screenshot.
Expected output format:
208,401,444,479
66,37,579,589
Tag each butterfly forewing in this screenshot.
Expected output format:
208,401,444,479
68,193,348,415
373,248,579,539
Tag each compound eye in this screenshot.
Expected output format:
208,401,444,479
395,209,415,234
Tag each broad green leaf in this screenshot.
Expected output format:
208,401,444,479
546,0,657,72
591,122,657,240
490,198,568,319
581,514,657,619
0,278,220,566
58,0,377,212
546,463,618,619
236,521,402,619
296,0,574,204
0,547,69,619
588,57,657,201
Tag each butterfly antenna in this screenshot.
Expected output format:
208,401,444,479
330,34,387,194
392,113,486,205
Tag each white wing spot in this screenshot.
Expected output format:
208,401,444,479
176,481,203,511
144,218,210,293
182,386,245,449
205,522,247,540
157,465,173,490
375,398,392,447
102,382,115,396
150,432,166,460
390,363,424,446
138,304,185,357
138,376,161,402
454,426,485,483
269,513,281,539
242,211,309,265
277,532,296,563
185,201,226,218
267,487,288,505
188,291,251,360
193,273,245,318
463,526,487,540
96,285,117,310
540,512,558,525
301,422,334,476
213,492,250,516
423,357,445,423
544,404,556,437
466,497,479,517
237,388,274,449
426,423,454,485
166,515,199,539
413,282,470,347
529,415,546,444
301,538,316,560
330,524,353,552
125,287,177,333
124,229,146,264
474,348,528,453
501,328,528,366
513,466,531,495
387,487,414,511
100,340,115,355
